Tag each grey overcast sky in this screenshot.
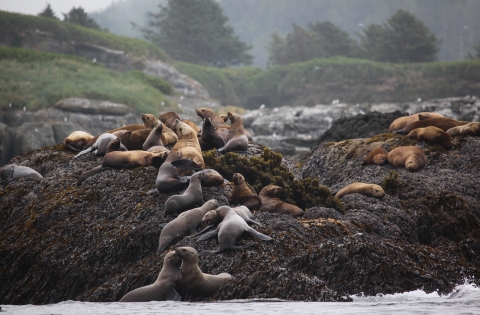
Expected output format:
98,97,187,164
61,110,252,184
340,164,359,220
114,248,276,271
0,0,117,16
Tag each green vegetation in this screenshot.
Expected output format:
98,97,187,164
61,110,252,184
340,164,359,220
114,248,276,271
0,47,175,113
381,171,404,194
176,57,480,108
62,7,103,31
0,10,171,62
203,148,344,213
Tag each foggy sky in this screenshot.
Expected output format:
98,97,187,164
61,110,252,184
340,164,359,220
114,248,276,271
0,0,118,16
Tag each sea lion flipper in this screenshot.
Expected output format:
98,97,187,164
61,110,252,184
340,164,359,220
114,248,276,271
171,159,203,171
193,224,216,236
246,228,272,241
247,219,262,227
77,166,103,186
165,286,181,301
74,146,93,158
197,228,219,241
158,235,184,252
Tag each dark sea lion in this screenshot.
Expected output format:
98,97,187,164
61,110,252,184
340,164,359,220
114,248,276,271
163,171,205,218
394,117,468,135
85,113,159,148
175,246,232,300
258,185,304,217
119,129,151,150
75,133,126,158
119,251,182,302
0,164,43,185
142,125,164,151
388,146,426,171
195,107,230,141
158,199,219,252
406,126,452,149
335,182,385,199
389,112,444,133
447,122,480,137
228,173,261,211
166,120,205,171
155,152,203,194
64,131,94,152
363,147,388,165
202,205,261,227
198,206,272,256
200,117,225,151
218,112,248,153
77,151,167,186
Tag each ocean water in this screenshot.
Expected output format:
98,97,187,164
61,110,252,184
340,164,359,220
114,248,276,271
2,282,479,315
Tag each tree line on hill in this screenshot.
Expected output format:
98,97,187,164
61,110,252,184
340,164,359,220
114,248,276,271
38,3,105,31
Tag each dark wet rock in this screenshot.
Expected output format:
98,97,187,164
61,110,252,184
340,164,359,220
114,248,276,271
1,134,479,304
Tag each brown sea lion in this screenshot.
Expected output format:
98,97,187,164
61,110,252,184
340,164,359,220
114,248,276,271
394,117,468,135
175,246,233,300
228,173,261,211
200,117,225,151
166,120,205,171
161,125,178,145
85,114,159,148
363,147,388,165
158,199,219,252
163,171,205,218
389,112,444,133
159,112,200,135
388,146,426,171
202,206,261,227
111,130,129,138
335,182,385,199
77,151,167,186
119,251,182,302
74,133,127,158
155,152,203,194
258,185,304,217
218,112,248,153
0,164,43,185
447,122,480,137
105,138,124,154
406,126,452,149
63,131,94,152
195,108,230,141
198,206,272,256
119,129,151,150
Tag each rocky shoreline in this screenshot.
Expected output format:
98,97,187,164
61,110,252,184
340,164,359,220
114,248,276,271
1,121,479,303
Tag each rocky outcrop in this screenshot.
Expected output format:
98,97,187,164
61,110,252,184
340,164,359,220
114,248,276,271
0,133,479,304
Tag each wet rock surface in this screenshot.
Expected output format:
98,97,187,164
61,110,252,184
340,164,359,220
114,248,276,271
0,135,479,304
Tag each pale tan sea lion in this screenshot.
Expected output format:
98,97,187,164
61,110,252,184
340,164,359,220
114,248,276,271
395,117,468,135
202,205,261,227
387,146,426,171
389,112,444,133
75,133,127,158
335,182,385,199
447,122,480,137
166,120,205,170
258,185,304,217
64,131,94,152
406,126,452,149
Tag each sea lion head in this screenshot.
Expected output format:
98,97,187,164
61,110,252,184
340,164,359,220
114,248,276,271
202,209,221,226
373,154,388,165
200,169,224,187
64,131,94,152
164,251,182,269
261,184,283,197
173,119,196,139
175,246,198,263
227,112,240,123
106,138,121,153
203,117,213,128
405,153,425,171
232,173,245,186
368,184,385,198
220,115,228,122
196,107,215,119
120,130,133,141
141,114,160,128
159,112,181,129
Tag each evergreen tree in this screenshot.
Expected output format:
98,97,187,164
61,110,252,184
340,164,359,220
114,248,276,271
38,4,58,20
63,7,102,31
359,10,441,63
308,21,361,58
143,0,252,67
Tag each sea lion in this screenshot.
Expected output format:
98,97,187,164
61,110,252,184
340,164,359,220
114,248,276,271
202,205,261,227
142,125,164,151
166,119,205,171
147,146,171,155
362,147,388,165
159,111,194,141
335,182,385,199
63,131,94,152
406,126,452,149
161,125,178,146
77,151,167,186
74,133,127,158
163,171,205,218
387,146,426,171
218,112,248,153
85,113,159,148
199,169,224,187
200,117,225,151
105,138,124,154
111,130,129,138
447,122,480,137
394,117,468,135
182,119,200,135
228,173,261,211
198,206,272,256
119,251,182,302
157,199,219,252
155,152,203,194
0,164,43,185
389,112,444,133
195,108,230,141
119,129,151,150
258,185,304,217
175,246,233,300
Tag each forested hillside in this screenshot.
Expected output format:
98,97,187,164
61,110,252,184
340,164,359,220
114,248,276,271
91,0,480,67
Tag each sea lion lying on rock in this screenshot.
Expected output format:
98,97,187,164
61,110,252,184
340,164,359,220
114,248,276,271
335,182,385,199
362,147,388,165
202,205,261,227
198,206,272,256
228,173,261,211
447,122,480,137
157,200,219,252
155,152,203,194
406,126,452,149
75,133,127,158
0,164,43,185
119,251,182,302
159,112,200,135
394,117,468,135
388,146,426,171
175,246,232,300
389,112,444,133
258,185,304,217
64,131,94,152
